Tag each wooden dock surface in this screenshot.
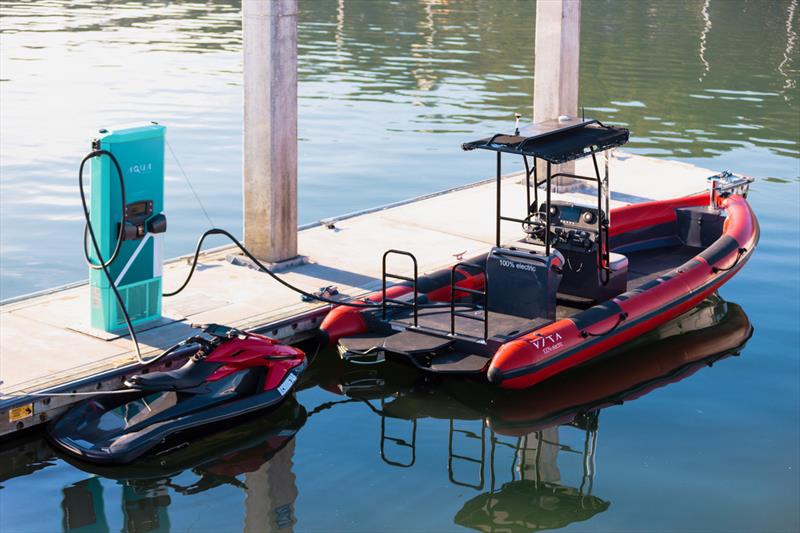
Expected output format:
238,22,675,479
0,152,713,434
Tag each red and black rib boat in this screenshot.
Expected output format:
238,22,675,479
320,118,758,389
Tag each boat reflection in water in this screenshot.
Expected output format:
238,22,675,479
310,294,752,532
0,295,751,533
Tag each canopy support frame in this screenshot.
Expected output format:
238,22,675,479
494,146,613,285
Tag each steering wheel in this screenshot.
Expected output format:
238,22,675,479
521,212,557,245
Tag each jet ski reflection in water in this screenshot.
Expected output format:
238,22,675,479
47,324,306,464
54,398,306,533
310,295,752,533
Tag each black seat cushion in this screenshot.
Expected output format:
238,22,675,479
127,359,222,391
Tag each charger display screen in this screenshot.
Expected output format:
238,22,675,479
126,201,151,218
130,203,146,215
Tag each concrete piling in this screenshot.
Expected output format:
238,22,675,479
242,0,299,262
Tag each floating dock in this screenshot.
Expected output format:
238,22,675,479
0,152,714,436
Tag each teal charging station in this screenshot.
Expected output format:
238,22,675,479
89,123,166,333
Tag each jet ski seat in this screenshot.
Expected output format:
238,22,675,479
126,358,219,392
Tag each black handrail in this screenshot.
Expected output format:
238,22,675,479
450,262,488,340
380,409,417,468
590,151,611,285
382,249,419,326
448,419,486,490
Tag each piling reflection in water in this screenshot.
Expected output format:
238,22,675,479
453,420,609,533
0,295,751,532
435,415,608,533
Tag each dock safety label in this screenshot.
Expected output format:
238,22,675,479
9,403,34,422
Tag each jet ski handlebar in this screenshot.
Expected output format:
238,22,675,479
192,323,246,340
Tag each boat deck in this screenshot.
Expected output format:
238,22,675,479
0,152,714,435
360,242,708,366
390,305,551,339
627,245,704,289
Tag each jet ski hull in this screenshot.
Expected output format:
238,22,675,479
46,329,306,464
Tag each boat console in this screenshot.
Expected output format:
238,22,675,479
523,200,628,303
525,200,603,253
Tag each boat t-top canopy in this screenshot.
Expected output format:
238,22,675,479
462,117,629,269
462,117,629,164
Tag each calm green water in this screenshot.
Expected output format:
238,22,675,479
1,0,799,531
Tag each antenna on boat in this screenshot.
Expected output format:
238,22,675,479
582,106,585,121
514,113,521,136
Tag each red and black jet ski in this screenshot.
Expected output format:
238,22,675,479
46,324,306,464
